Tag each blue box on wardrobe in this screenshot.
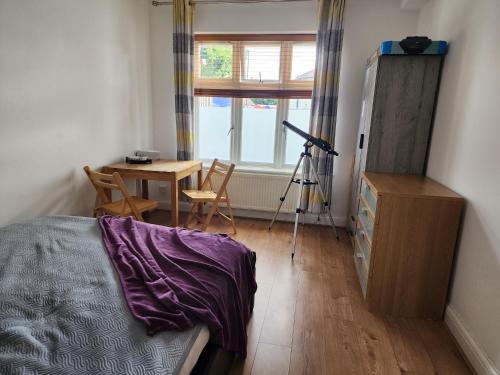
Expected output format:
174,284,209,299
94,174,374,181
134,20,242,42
380,39,447,55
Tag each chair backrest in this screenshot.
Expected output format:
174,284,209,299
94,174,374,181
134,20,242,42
83,166,142,219
202,159,235,200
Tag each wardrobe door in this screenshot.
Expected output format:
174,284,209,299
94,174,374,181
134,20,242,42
366,55,441,173
348,59,379,233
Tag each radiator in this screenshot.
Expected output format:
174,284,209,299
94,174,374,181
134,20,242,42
154,171,344,226
211,172,299,213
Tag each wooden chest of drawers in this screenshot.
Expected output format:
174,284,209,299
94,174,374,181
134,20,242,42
353,172,464,319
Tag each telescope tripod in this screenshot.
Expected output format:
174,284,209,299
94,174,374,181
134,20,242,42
269,142,339,258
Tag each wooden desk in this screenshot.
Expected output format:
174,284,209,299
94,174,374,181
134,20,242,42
102,160,202,227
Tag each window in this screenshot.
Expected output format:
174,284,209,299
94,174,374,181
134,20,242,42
199,43,233,79
285,99,312,165
241,98,277,163
242,44,281,82
291,43,316,81
194,34,316,169
196,97,232,160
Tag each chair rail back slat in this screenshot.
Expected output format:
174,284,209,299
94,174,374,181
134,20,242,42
183,158,237,233
83,165,144,221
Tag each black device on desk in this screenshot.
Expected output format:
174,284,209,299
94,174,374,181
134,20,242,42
125,155,152,164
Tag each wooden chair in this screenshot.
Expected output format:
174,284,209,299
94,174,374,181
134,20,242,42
183,159,237,233
83,166,158,222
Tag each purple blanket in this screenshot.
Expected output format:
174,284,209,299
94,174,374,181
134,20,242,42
98,216,257,356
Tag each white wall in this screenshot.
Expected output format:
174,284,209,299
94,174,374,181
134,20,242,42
149,0,419,219
0,0,153,226
416,0,500,373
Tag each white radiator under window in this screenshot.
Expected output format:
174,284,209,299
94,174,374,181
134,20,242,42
211,172,299,213
154,170,342,226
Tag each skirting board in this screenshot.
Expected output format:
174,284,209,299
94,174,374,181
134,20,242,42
157,200,346,227
445,305,499,375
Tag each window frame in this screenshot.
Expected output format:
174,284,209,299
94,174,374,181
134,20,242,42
194,34,316,171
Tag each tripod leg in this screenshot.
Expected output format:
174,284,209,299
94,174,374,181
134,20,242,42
309,159,340,240
291,155,307,258
269,154,304,230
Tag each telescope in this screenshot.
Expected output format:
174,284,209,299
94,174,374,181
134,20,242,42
270,120,340,258
283,121,339,156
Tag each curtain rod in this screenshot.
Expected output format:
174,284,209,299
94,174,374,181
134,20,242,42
153,0,311,6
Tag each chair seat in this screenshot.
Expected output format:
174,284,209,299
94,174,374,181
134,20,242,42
182,190,227,202
100,196,158,216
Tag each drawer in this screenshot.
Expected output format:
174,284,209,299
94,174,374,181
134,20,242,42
361,179,377,214
355,221,371,266
353,240,368,298
357,202,374,244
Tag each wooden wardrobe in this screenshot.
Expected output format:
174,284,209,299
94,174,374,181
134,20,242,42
347,53,443,234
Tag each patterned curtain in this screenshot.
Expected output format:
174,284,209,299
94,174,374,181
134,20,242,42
304,0,345,214
173,0,194,162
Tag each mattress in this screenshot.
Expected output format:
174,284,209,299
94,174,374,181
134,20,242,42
0,216,209,375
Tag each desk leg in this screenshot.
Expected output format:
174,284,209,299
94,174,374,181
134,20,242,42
197,169,203,222
141,180,149,199
171,179,179,227
141,180,150,219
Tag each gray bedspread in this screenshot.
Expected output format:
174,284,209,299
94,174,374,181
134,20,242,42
0,216,204,375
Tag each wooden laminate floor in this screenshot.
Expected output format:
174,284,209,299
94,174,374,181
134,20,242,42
149,211,472,375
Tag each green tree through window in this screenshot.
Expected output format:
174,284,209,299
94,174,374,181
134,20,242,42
200,45,232,79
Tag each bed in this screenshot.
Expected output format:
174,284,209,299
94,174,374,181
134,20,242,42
0,216,212,375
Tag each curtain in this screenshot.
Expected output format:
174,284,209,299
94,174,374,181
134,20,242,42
173,0,194,162
173,0,194,189
304,0,345,214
